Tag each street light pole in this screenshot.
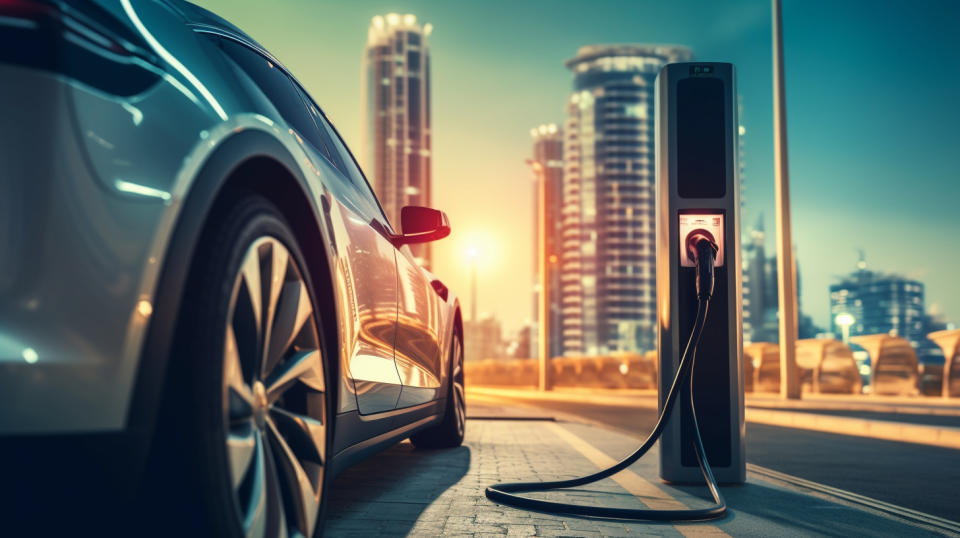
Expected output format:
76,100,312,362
835,313,855,344
468,250,478,322
527,159,552,391
773,0,801,400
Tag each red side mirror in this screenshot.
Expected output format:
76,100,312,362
395,206,451,244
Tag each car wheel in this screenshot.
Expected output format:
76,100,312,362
160,196,333,537
410,330,465,449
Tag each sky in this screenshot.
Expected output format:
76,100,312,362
195,0,960,335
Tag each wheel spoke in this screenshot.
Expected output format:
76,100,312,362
240,247,264,335
228,424,257,489
242,433,268,538
266,280,314,371
455,382,465,427
262,436,285,538
268,242,289,315
261,242,289,378
225,325,254,415
265,349,322,401
270,407,326,465
454,382,465,405
266,417,320,536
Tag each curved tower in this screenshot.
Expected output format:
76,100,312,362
561,44,692,355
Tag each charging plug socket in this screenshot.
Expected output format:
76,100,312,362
679,213,724,267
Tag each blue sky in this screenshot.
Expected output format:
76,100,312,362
197,0,960,333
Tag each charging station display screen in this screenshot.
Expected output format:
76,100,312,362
677,77,726,199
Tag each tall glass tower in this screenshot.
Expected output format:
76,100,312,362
561,45,691,356
530,124,564,359
364,14,433,266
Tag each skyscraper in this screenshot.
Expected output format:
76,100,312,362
561,45,692,356
530,124,564,359
464,314,503,362
742,215,819,344
829,259,927,349
742,216,769,345
364,14,433,266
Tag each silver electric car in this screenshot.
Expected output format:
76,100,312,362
0,1,465,535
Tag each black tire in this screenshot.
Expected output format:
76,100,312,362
152,195,334,537
410,330,465,449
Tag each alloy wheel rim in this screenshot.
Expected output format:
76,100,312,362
222,237,327,538
453,337,465,438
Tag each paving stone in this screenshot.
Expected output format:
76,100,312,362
505,524,537,536
322,418,933,537
442,523,506,534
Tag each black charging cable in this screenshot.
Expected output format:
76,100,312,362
485,237,726,521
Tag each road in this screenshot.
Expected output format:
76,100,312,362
467,392,960,522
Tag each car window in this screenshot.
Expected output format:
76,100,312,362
292,85,349,172
217,38,334,161
308,101,393,230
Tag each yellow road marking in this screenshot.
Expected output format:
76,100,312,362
546,422,729,537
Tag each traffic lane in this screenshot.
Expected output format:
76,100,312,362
746,423,960,522
469,393,960,522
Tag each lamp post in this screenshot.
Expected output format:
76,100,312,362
527,159,552,391
466,247,478,322
835,313,855,344
773,0,801,399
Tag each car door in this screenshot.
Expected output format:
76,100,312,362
217,38,402,415
309,108,444,408
394,244,444,407
295,90,407,416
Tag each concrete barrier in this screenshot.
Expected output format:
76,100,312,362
467,340,867,396
745,343,781,393
929,329,960,397
851,335,919,396
796,339,861,395
464,353,658,389
919,362,944,396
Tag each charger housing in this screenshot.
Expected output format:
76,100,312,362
655,62,745,484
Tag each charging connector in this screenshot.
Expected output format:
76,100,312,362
485,244,726,521
687,233,718,300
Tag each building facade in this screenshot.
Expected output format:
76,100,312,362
742,216,772,345
742,216,819,344
560,45,692,356
364,14,433,266
829,261,927,351
464,314,503,362
530,124,565,359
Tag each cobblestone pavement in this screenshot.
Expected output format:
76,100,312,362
322,418,943,537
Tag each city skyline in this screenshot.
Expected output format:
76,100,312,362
195,0,960,334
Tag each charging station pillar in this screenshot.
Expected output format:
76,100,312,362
655,62,745,484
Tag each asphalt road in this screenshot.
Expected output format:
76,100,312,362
469,393,960,522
